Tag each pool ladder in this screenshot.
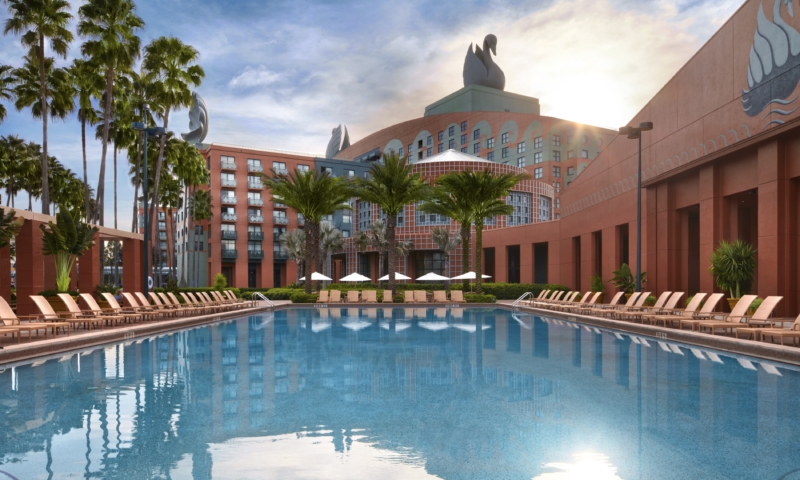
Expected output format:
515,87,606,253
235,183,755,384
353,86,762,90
252,292,275,309
511,292,534,307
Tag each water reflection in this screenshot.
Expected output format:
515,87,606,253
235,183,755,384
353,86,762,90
0,308,798,479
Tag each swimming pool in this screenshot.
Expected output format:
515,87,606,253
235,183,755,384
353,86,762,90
0,307,798,479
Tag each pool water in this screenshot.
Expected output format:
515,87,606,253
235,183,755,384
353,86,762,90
0,307,799,479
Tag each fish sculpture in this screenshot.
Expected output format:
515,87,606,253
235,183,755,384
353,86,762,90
326,124,350,158
181,91,209,144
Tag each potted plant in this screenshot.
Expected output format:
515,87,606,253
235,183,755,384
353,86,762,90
708,239,756,311
610,263,646,297
590,274,605,303
40,208,99,308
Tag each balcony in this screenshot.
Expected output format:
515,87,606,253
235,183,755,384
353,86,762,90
221,196,237,205
297,216,305,226
273,249,289,260
247,181,263,190
158,233,167,240
220,159,237,171
273,215,288,225
272,233,282,242
248,197,264,206
221,178,237,187
273,167,288,175
248,249,264,260
247,163,263,173
221,212,237,222
248,215,264,223
273,202,287,209
248,231,265,241
221,230,238,240
221,249,238,260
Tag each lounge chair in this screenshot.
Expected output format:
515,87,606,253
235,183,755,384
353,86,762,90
450,290,464,303
528,290,550,306
180,292,212,314
123,293,161,320
560,292,593,312
329,290,342,303
30,295,88,333
347,291,360,303
588,292,644,318
414,290,427,303
168,292,200,315
136,292,174,318
553,292,595,312
362,291,377,303
566,292,603,314
100,293,146,322
157,293,193,315
58,294,107,330
698,296,779,335
433,291,447,303
382,290,393,303
671,293,726,330
647,293,709,328
225,290,252,307
78,293,127,326
626,292,682,322
742,314,800,344
146,292,180,318
0,296,62,341
318,290,330,302
534,290,565,308
191,292,223,312
404,291,415,303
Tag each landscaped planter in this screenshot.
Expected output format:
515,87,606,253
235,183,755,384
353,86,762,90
45,296,69,312
727,298,739,312
593,293,605,304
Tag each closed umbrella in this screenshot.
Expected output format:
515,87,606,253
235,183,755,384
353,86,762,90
378,272,411,281
339,272,371,282
416,272,450,281
298,272,333,281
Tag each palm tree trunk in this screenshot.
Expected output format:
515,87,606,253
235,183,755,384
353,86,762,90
387,215,397,294
303,221,315,294
461,223,470,289
96,68,114,226
82,115,91,222
131,133,141,232
38,33,50,215
313,223,323,292
114,144,119,285
475,223,483,294
148,107,170,242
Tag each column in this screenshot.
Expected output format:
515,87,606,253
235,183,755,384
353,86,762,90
0,245,10,303
520,243,533,284
79,235,102,296
757,140,790,316
580,233,592,292
698,164,723,294
495,246,508,283
601,227,616,298
16,220,43,316
122,238,143,293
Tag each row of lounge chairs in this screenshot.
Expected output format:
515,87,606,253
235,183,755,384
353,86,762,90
527,289,800,345
317,290,465,304
0,290,253,343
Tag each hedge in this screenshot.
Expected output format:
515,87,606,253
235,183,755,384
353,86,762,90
290,292,318,303
464,293,497,303
453,283,567,300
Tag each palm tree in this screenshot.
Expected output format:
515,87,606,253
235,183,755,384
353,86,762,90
355,152,428,294
0,135,29,206
263,168,353,293
189,189,212,286
355,219,413,283
434,169,528,293
0,65,16,123
318,220,344,281
78,0,144,225
3,0,73,215
142,36,204,236
431,227,460,283
70,58,103,221
281,229,306,281
170,138,208,285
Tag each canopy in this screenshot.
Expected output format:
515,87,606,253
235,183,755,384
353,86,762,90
416,272,450,281
298,271,333,281
450,271,492,280
378,272,411,281
339,272,371,282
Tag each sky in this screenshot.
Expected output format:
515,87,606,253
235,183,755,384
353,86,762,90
0,0,745,231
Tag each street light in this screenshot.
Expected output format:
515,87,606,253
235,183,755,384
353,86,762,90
132,104,165,297
618,121,653,293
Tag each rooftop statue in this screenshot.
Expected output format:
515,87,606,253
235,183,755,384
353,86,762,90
326,124,350,158
181,91,209,144
463,34,505,90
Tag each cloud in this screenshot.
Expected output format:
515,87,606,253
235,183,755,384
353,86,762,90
228,65,283,88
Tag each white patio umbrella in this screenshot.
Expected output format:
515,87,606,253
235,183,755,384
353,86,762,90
378,272,411,281
450,271,492,280
416,272,450,281
298,271,333,281
339,272,371,282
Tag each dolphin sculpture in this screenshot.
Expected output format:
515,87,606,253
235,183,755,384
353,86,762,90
326,124,350,158
181,91,209,144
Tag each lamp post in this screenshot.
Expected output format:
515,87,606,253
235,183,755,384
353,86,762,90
132,104,165,297
618,121,653,293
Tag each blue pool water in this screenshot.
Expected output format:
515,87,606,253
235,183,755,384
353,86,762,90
0,307,799,479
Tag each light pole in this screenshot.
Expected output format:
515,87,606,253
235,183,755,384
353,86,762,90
132,104,165,297
618,121,653,293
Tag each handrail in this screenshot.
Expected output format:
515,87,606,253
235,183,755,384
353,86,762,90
511,292,534,307
252,292,274,308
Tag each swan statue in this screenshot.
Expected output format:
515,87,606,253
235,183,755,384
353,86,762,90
180,91,209,144
463,34,506,90
742,0,800,125
325,124,351,158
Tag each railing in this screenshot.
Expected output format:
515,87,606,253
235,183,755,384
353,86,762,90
158,233,167,240
273,167,288,175
221,196,237,205
220,160,237,170
221,249,237,259
252,292,274,308
221,178,237,187
247,181,263,190
511,292,534,307
248,197,264,206
248,215,264,223
221,230,237,240
248,231,264,241
273,249,289,260
273,216,288,225
247,163,263,173
248,250,264,260
221,212,237,222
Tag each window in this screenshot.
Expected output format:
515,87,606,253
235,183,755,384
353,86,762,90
272,211,288,223
461,134,467,145
517,142,525,154
408,144,413,154
461,147,467,153
158,211,165,220
556,198,561,208
487,151,494,161
567,166,575,175
553,166,561,177
506,191,532,226
473,129,480,140
272,161,287,173
438,143,444,153
342,230,350,238
553,135,561,146
448,139,455,149
553,151,561,162
399,147,404,157
248,241,261,252
473,143,480,154
438,131,444,141
534,168,543,179
298,164,309,172
448,125,455,136
487,137,494,148
581,149,589,158
346,169,355,177
517,157,525,167
321,166,333,174
342,213,352,224
539,196,551,221
567,150,575,159
159,241,167,250
222,239,235,251
416,201,450,226
427,147,433,157
554,182,561,193
247,175,262,187
426,135,432,146
533,152,542,164
501,132,509,144
533,136,542,148
158,221,166,230
461,121,467,132
501,147,509,158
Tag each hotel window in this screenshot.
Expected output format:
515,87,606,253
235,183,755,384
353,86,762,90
438,143,444,153
448,139,455,149
461,134,467,145
298,164,309,172
556,198,561,208
321,166,333,174
568,150,575,159
427,147,433,157
553,166,561,177
272,161,287,173
517,142,525,153
427,135,432,146
248,158,262,170
553,135,561,146
533,152,542,164
506,191,532,226
534,136,542,148
501,132,509,144
539,196,551,221
517,157,525,167
449,125,455,136
438,131,444,141
553,151,561,162
399,147,404,157
159,241,167,250
487,151,494,161
473,143,480,154
461,121,467,132
581,149,589,158
342,230,350,238
408,144,413,154
473,129,480,140
534,168,542,179
342,213,352,224
158,221,166,230
567,166,575,175
502,147,509,158
461,147,467,153
487,137,494,148
555,182,561,193
158,211,165,220
346,169,355,177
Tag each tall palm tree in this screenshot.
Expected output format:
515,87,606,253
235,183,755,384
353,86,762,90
123,69,159,232
70,58,103,221
355,152,428,294
431,227,460,282
281,229,306,281
3,0,73,215
0,135,28,206
189,189,212,286
170,138,208,285
0,65,16,123
355,219,413,283
142,36,204,237
263,168,353,293
78,0,144,225
318,220,344,280
434,169,528,293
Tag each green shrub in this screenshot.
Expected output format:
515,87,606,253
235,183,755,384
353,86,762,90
464,293,497,303
38,289,78,297
263,288,304,300
213,273,228,291
591,275,604,293
685,295,706,309
290,292,318,303
747,297,764,315
95,284,118,294
643,295,656,306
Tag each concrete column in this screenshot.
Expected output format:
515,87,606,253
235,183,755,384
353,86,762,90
79,236,102,295
495,245,507,283
520,243,533,284
16,220,43,316
580,233,592,292
698,164,723,294
601,227,616,297
757,140,790,316
0,245,10,303
122,238,142,292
